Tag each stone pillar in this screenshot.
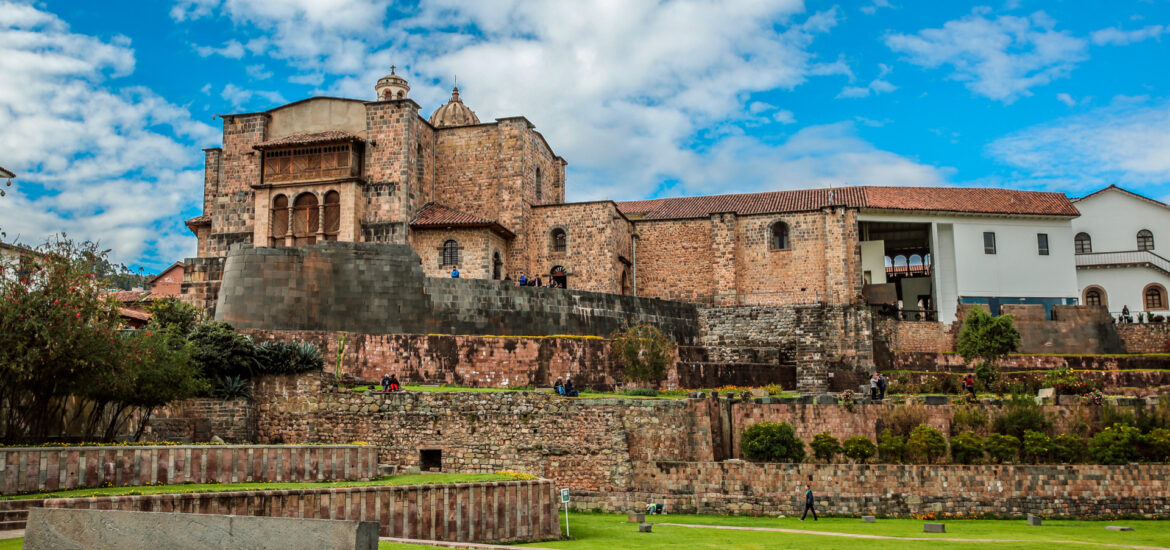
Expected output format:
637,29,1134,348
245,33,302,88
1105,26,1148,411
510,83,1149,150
709,212,738,306
316,203,326,241
284,206,295,247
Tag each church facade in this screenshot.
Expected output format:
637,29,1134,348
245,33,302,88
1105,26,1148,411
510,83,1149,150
185,69,1082,320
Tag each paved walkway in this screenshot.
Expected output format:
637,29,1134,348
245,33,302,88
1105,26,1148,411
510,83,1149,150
0,529,23,540
379,538,557,549
657,522,1169,550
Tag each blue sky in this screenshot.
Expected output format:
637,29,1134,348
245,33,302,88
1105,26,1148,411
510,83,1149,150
1,0,1169,272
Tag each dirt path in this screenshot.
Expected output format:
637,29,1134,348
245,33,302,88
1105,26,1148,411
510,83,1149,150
657,522,1169,550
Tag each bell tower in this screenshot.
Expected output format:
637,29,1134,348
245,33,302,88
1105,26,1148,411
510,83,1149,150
374,66,410,100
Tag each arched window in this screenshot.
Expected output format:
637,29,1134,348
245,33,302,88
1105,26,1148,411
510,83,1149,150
1145,284,1167,310
908,254,923,266
292,193,319,246
396,91,404,99
620,268,630,295
551,228,567,252
492,250,503,280
770,221,790,250
1138,229,1155,251
535,166,542,203
1074,232,1092,254
323,191,340,241
271,194,289,246
1083,286,1106,307
442,240,459,266
893,255,908,267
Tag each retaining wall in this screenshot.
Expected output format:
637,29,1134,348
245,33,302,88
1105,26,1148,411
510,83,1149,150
570,461,1170,518
1,479,559,542
0,445,376,496
1118,323,1170,354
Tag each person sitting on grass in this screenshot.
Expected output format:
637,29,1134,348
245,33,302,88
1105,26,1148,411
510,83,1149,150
389,374,401,392
563,378,579,397
381,373,392,391
554,377,566,396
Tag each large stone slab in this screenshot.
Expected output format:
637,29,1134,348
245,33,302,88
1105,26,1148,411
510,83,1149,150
923,522,946,533
23,508,378,550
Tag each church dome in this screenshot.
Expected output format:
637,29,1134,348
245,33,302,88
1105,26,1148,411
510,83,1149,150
429,87,480,127
375,66,410,101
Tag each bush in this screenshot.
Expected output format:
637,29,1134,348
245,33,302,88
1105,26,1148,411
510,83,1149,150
189,322,255,381
881,403,929,437
622,387,659,397
985,433,1020,463
877,429,906,463
212,375,252,401
146,297,202,336
1043,366,1090,395
1089,424,1145,465
1051,433,1087,463
974,362,1001,391
957,308,1021,365
950,431,985,464
610,324,675,386
841,436,876,463
810,432,842,462
1021,430,1051,464
1144,428,1170,462
255,341,325,375
992,397,1052,439
907,424,947,464
740,422,805,463
951,405,989,436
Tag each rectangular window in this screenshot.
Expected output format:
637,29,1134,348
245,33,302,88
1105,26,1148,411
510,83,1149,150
1037,233,1049,255
983,232,996,254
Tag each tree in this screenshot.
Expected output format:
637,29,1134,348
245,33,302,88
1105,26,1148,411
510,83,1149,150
147,297,202,336
956,308,1020,389
189,321,256,381
810,432,842,462
841,436,876,463
907,424,947,464
610,324,675,387
740,422,806,463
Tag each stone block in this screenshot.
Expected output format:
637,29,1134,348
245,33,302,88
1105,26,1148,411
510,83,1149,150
923,522,945,533
639,523,653,533
1027,514,1041,526
628,512,645,523
1106,526,1134,531
924,395,948,405
862,516,876,523
1058,395,1080,406
23,508,379,550
1037,388,1055,399
816,394,837,404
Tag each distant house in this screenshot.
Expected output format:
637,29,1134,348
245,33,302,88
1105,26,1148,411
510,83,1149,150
147,261,184,296
1072,185,1170,316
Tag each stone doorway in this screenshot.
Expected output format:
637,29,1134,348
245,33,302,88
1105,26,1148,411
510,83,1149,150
550,265,567,288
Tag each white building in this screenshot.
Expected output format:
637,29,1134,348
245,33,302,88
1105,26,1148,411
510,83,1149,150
857,188,1081,323
1071,185,1170,316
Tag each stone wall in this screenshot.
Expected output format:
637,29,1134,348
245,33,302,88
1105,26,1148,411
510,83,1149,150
530,201,632,294
880,351,1170,394
0,445,376,496
1,479,559,542
874,318,954,353
575,461,1170,518
1118,323,1170,354
214,242,699,342
147,397,256,443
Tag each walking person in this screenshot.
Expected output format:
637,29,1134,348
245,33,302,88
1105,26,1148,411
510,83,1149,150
800,485,818,521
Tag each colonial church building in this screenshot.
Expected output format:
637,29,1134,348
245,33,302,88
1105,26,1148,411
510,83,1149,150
184,69,1083,322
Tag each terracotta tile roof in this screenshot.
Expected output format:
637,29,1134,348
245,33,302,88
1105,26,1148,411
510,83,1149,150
109,290,153,304
253,130,364,150
119,307,152,322
184,214,211,229
616,186,1078,220
410,203,516,238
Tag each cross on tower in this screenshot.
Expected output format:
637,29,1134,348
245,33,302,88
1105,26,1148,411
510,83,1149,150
390,65,396,74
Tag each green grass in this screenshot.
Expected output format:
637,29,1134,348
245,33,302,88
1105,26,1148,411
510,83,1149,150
0,473,512,501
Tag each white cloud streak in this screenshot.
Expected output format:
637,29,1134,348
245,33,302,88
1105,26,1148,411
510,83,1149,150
1090,25,1165,46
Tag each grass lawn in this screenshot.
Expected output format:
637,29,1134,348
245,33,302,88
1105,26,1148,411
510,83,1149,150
0,472,512,501
375,513,1169,549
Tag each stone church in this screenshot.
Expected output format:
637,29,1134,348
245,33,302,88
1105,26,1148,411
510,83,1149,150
184,68,1080,316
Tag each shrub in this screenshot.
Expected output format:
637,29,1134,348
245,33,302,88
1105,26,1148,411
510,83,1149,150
950,431,985,464
974,362,1001,391
1021,430,1051,464
841,436,876,463
985,433,1020,463
907,424,947,464
951,405,989,436
1043,366,1090,395
212,375,252,401
610,324,675,387
146,297,202,336
622,387,659,397
992,397,1052,439
810,432,842,462
1050,433,1087,463
877,429,907,463
740,422,805,463
1090,424,1145,465
189,322,255,381
255,341,324,375
881,403,929,437
1144,428,1170,462
957,308,1021,365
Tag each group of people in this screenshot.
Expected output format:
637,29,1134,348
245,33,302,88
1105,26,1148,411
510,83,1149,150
505,273,565,289
379,374,401,392
553,377,579,397
868,372,888,400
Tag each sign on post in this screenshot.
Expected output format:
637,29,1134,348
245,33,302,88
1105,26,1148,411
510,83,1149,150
560,489,571,537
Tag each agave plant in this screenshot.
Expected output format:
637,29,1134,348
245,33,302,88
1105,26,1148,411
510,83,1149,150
213,376,252,400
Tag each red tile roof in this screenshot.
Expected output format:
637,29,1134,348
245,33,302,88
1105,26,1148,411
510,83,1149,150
109,290,153,304
410,203,516,238
184,214,211,229
616,186,1078,220
119,307,152,322
253,130,364,150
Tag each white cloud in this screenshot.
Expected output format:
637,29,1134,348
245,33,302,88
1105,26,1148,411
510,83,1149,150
246,64,273,80
1056,92,1075,106
220,83,285,109
0,1,216,267
837,64,896,99
194,39,245,59
885,10,1087,103
860,0,894,16
987,98,1170,194
1090,25,1165,46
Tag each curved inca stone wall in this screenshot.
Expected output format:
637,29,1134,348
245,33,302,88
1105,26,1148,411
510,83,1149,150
215,242,699,342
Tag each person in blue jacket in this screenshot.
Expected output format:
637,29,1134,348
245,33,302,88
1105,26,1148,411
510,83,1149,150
800,485,818,521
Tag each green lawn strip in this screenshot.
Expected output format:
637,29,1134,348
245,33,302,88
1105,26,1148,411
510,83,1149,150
0,473,510,501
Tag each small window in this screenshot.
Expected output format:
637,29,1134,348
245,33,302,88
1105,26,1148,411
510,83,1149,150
535,166,542,203
983,232,996,254
420,449,442,472
492,250,502,280
551,228,567,253
1037,233,1049,255
1074,232,1092,254
770,222,790,251
1138,229,1155,251
1085,288,1103,306
442,240,459,266
1146,284,1166,310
